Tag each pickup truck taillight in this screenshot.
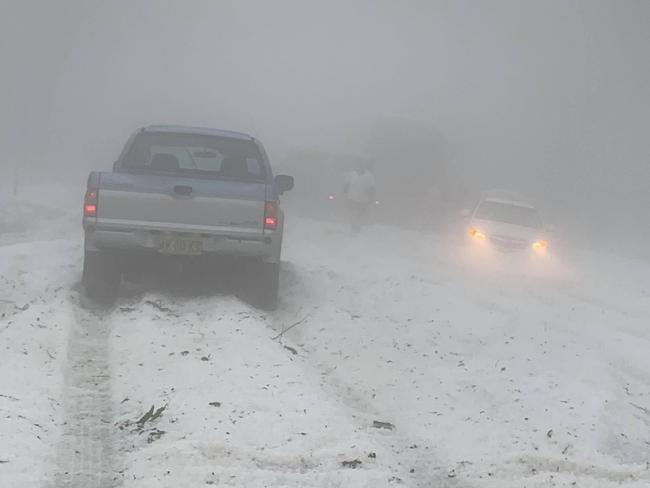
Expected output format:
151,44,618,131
264,202,278,230
84,189,98,217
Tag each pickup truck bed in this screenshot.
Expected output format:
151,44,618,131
85,171,280,258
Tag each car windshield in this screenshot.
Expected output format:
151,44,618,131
122,132,266,181
475,200,543,228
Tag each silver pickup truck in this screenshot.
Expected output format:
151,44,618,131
82,126,294,308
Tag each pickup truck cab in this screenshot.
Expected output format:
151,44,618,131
82,125,294,307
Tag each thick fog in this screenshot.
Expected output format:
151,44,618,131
1,0,649,256
4,3,650,486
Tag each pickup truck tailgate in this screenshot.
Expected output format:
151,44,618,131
96,172,266,236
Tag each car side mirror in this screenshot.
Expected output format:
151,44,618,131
275,174,294,194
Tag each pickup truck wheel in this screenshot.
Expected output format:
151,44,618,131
255,262,279,311
82,251,121,304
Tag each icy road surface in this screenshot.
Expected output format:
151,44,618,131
1,189,649,487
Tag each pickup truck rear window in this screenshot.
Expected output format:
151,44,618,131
121,132,267,181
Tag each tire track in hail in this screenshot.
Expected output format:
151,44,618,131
274,263,475,488
52,299,119,488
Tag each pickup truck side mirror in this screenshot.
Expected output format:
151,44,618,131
275,174,294,194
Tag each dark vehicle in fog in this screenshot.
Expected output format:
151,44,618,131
82,126,294,308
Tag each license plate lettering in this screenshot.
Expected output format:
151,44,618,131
160,238,203,255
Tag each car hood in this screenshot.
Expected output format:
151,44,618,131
471,218,545,242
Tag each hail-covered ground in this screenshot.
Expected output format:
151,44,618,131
1,184,649,488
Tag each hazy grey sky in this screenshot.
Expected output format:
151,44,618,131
1,0,649,226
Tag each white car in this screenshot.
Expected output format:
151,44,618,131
465,191,549,253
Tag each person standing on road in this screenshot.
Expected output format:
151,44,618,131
344,160,376,234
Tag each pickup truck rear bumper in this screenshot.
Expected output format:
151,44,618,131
84,222,281,263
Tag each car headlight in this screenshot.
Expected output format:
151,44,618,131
469,227,486,240
532,240,548,251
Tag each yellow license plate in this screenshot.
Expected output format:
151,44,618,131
159,238,203,255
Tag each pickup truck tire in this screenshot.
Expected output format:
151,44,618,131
255,262,279,311
82,250,121,304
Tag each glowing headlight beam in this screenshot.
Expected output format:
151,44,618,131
469,227,486,240
532,240,548,250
